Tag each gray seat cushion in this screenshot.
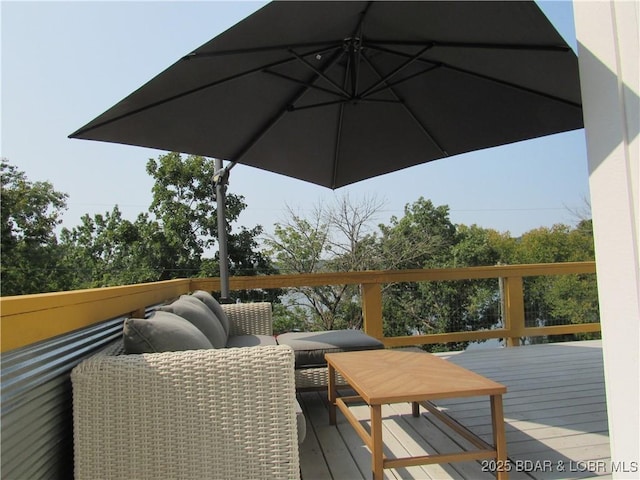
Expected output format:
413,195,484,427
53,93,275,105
226,334,278,348
123,311,214,353
276,330,384,368
158,295,227,348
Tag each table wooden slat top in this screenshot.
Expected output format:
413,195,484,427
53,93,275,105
325,349,506,405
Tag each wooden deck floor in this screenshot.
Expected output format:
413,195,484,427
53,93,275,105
298,340,610,480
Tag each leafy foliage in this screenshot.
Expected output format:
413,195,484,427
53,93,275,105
2,155,277,302
59,207,169,287
377,198,457,270
376,199,503,351
146,153,227,277
1,160,70,295
265,196,598,350
146,153,278,299
264,196,382,330
509,221,599,343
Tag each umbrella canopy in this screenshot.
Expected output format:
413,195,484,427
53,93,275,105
71,1,582,189
70,1,583,298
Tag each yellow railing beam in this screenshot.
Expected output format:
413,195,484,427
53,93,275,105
523,323,602,337
1,279,191,352
382,329,511,348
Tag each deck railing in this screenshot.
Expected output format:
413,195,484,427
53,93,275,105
1,261,598,353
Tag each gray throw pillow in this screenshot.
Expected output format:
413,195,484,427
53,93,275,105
191,290,231,336
123,311,213,354
159,295,227,348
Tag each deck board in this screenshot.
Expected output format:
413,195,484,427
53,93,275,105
298,340,610,480
299,391,364,480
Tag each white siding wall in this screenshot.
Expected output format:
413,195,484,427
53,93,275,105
573,1,639,477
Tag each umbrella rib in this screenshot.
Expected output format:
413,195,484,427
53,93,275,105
71,45,339,138
354,2,374,34
366,43,582,109
360,51,448,156
332,101,346,189
437,62,583,109
365,39,572,54
348,1,374,97
359,44,434,99
287,97,408,112
331,9,368,190
365,64,442,98
288,99,355,112
349,40,361,97
182,40,345,59
357,98,403,105
288,49,352,98
263,69,350,100
230,47,347,164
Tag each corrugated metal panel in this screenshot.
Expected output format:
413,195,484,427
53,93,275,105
1,317,124,480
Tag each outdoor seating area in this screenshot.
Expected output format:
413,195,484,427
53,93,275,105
71,296,384,479
118,291,384,388
70,293,609,480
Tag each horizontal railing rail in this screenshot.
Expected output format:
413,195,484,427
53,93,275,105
0,262,598,353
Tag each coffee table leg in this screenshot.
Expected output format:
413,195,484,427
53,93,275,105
371,404,384,480
491,394,509,480
412,401,420,417
328,363,337,425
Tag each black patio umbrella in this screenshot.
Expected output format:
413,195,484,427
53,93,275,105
70,1,583,299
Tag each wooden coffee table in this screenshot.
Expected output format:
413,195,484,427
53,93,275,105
325,349,508,479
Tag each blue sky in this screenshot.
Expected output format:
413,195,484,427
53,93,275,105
2,1,589,238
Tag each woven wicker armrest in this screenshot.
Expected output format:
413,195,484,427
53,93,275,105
222,302,273,336
72,344,299,480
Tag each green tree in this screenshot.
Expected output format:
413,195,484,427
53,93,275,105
271,303,307,335
146,153,222,277
376,199,460,348
264,196,382,330
58,153,277,300
508,221,598,343
1,160,70,295
264,196,510,346
377,202,509,352
452,224,514,267
377,197,457,270
449,225,514,346
146,153,276,289
59,207,170,287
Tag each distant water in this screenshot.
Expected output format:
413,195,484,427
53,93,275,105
466,338,503,350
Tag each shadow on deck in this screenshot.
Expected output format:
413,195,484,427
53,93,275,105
298,340,610,480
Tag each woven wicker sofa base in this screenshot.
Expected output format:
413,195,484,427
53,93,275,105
294,366,349,390
72,339,301,480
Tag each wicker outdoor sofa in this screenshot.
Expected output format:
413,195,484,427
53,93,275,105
72,295,382,479
72,301,301,480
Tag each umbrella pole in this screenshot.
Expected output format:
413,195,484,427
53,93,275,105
214,158,230,302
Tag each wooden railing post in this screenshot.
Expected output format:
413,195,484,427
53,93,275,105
361,283,384,340
502,276,526,347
